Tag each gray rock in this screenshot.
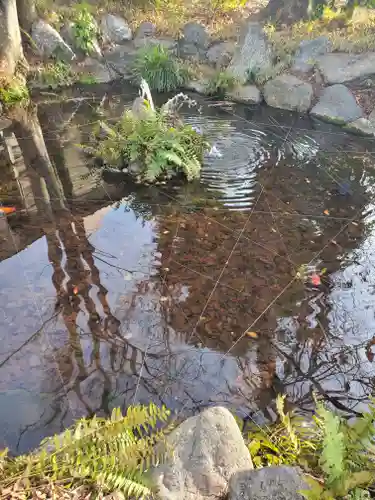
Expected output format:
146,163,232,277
229,467,308,500
264,74,313,112
133,37,177,53
61,21,101,58
100,14,132,44
183,22,209,48
310,84,363,124
228,85,262,104
154,406,252,500
103,44,135,78
179,22,209,61
136,21,156,39
32,19,75,62
184,78,210,94
292,36,332,73
228,22,272,83
206,41,235,68
344,117,375,136
316,52,375,84
75,57,115,83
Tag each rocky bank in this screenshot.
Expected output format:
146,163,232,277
152,406,308,500
29,13,375,136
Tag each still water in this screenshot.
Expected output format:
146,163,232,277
1,85,375,453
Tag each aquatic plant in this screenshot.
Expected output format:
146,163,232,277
71,3,99,55
246,395,375,499
206,70,237,97
87,81,210,183
0,404,171,499
131,44,188,92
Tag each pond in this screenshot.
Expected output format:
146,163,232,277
1,83,375,454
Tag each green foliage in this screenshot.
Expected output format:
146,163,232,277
31,61,98,89
132,45,188,92
245,395,375,499
71,3,99,55
0,404,171,498
77,73,98,85
90,102,209,183
206,71,237,97
209,0,247,12
0,80,29,107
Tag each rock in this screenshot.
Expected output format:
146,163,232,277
292,36,332,73
206,41,235,68
100,14,132,44
136,21,156,39
264,74,313,112
310,84,363,124
154,406,252,500
184,78,210,94
31,19,75,62
103,44,136,78
74,57,115,83
229,467,308,500
344,117,375,136
316,52,375,84
183,22,209,48
61,22,101,58
178,22,209,61
228,22,272,83
133,37,177,53
228,85,262,104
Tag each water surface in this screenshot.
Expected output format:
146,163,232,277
1,86,375,453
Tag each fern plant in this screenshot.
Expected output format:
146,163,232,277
0,404,171,499
87,91,209,183
206,70,237,97
132,45,188,92
71,3,99,55
246,395,375,499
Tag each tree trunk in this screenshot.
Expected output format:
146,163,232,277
16,0,36,34
0,0,23,79
10,106,68,212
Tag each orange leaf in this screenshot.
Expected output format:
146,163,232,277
73,286,79,295
246,331,258,339
323,209,330,215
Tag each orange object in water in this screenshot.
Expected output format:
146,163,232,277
0,206,16,215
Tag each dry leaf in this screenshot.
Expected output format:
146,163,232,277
323,209,330,215
73,286,79,295
246,331,258,339
351,221,358,226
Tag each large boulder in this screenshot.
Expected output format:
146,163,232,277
32,19,75,62
228,85,262,104
74,57,115,83
264,74,313,112
133,37,177,53
316,52,375,84
178,22,209,61
310,84,363,124
229,467,308,500
154,406,252,500
292,36,332,73
102,44,136,78
135,21,156,39
228,22,272,83
206,41,235,68
100,14,132,44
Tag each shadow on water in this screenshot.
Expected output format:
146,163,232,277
2,83,375,452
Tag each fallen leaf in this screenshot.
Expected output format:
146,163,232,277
351,221,358,226
305,178,311,184
311,274,321,286
323,209,330,215
246,331,259,339
163,230,170,234
73,286,79,295
321,267,327,275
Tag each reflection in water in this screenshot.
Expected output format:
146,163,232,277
2,89,375,453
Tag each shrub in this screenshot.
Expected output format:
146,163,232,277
245,395,375,499
132,45,188,93
206,71,237,97
0,404,171,499
0,79,29,108
71,3,99,55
